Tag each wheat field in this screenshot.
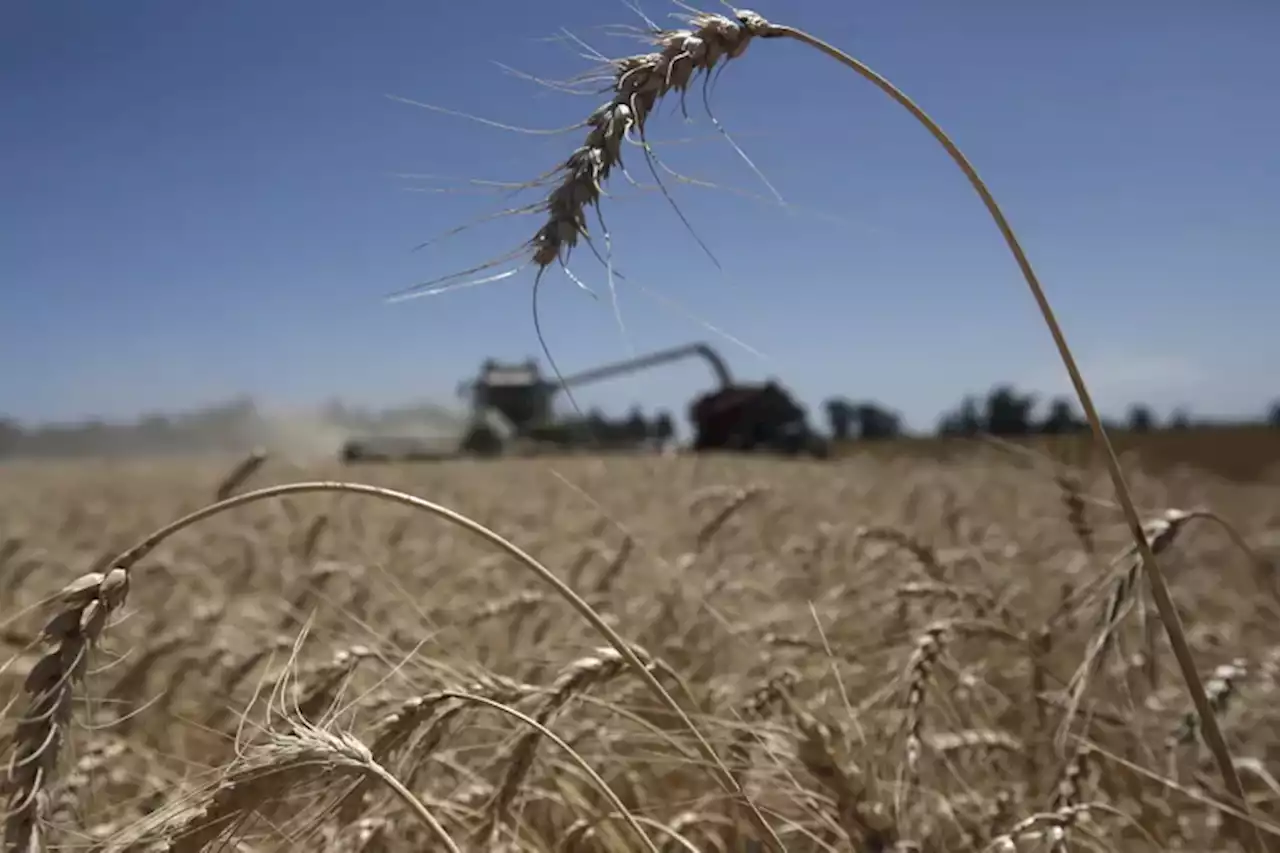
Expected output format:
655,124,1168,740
2,450,1279,852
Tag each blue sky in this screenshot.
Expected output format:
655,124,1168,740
3,0,1277,431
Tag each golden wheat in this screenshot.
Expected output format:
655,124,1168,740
1,452,1277,851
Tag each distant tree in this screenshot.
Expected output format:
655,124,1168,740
1168,408,1193,430
819,397,900,441
824,397,856,441
0,418,23,457
1038,397,1087,435
583,408,609,444
653,410,675,445
1270,401,1280,427
1126,405,1156,433
937,395,983,437
984,385,1036,436
852,402,903,441
625,406,648,442
136,414,176,454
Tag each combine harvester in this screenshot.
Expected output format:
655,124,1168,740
339,342,829,462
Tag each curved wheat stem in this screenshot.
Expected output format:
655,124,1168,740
4,568,130,852
96,480,779,851
756,21,1257,847
442,690,660,853
495,6,1254,845
506,9,1248,846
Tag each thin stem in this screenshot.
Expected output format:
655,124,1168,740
442,691,661,853
363,759,463,853
763,21,1260,849
1184,509,1276,591
104,481,785,853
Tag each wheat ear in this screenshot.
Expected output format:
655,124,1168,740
481,646,647,843
119,722,459,853
440,690,661,853
212,448,267,501
508,8,1254,845
84,480,780,850
4,567,129,852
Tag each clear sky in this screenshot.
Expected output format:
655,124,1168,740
3,0,1277,431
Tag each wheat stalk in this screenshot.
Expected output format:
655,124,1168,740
439,690,662,853
480,646,649,844
4,567,130,852
110,721,458,853
39,479,776,849
481,8,1257,844
4,446,1280,850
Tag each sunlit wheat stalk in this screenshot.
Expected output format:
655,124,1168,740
63,480,777,850
4,568,130,852
450,7,1255,844
119,721,459,853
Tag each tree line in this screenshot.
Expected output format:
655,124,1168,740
823,387,1280,442
2,389,1279,458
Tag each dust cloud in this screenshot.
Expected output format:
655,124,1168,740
0,398,470,463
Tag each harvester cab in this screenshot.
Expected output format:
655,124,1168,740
462,358,554,433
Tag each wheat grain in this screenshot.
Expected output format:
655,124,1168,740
4,567,129,852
